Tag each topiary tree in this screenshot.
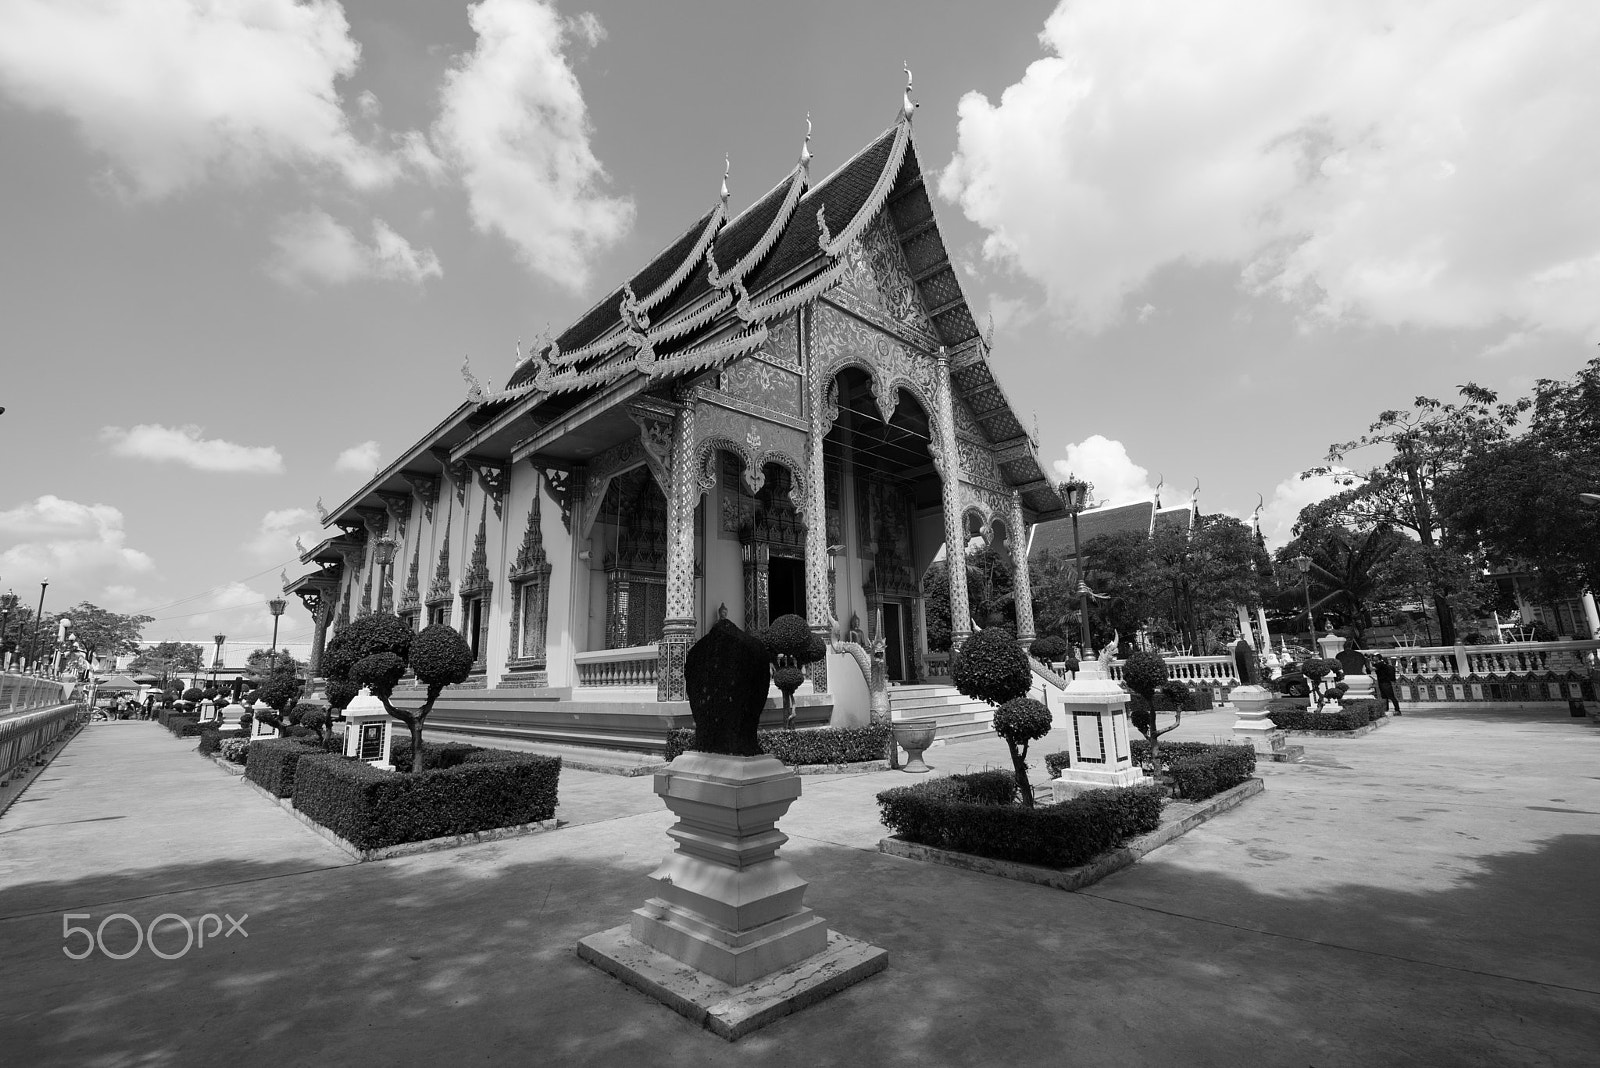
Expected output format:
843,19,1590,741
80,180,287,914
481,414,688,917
355,624,473,772
992,697,1053,807
1029,634,1068,664
760,614,827,729
181,687,203,705
1123,650,1182,773
952,627,1037,802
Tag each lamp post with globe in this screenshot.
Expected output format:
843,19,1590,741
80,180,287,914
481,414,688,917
1294,553,1315,645
27,578,48,673
1058,475,1094,658
373,536,399,613
212,634,226,690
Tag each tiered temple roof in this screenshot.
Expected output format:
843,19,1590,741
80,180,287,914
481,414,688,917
320,90,1066,532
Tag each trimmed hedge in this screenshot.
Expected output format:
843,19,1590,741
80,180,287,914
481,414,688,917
197,728,245,756
245,738,322,798
878,771,1164,869
1044,741,1255,801
165,715,204,738
390,738,480,771
1270,702,1384,731
291,750,561,850
664,724,892,765
1128,684,1214,714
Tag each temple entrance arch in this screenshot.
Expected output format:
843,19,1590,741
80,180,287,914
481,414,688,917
823,367,944,683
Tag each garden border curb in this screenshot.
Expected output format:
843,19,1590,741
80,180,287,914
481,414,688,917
877,777,1264,892
1282,715,1392,739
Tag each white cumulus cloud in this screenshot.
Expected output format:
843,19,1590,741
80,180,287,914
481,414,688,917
0,495,155,595
102,425,285,474
0,0,411,198
1051,435,1160,508
269,210,442,289
434,0,633,289
334,440,382,474
942,0,1600,337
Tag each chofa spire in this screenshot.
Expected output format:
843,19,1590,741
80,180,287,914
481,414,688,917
799,113,813,173
902,63,918,123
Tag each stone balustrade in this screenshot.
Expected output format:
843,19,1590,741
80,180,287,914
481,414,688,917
574,645,660,688
1358,639,1600,705
1106,655,1239,688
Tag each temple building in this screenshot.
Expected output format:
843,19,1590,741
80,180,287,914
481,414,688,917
286,83,1067,749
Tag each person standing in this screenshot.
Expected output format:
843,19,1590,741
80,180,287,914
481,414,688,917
1373,654,1402,715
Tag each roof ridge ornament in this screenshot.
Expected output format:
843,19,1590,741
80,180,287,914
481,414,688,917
800,113,813,173
816,203,832,250
721,154,730,205
462,355,489,405
902,63,918,124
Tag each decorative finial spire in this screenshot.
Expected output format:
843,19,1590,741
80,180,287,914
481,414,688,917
1031,410,1040,448
280,569,290,589
983,311,995,351
720,154,730,204
1154,474,1163,509
902,62,918,123
799,112,813,172
315,496,328,523
1252,493,1264,531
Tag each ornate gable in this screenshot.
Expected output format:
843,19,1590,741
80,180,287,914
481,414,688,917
829,212,940,349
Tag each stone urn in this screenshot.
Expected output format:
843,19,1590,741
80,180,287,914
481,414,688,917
891,720,938,773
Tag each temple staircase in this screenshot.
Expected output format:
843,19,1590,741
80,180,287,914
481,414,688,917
888,683,995,744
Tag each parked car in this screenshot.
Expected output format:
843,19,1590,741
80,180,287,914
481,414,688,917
1273,663,1310,698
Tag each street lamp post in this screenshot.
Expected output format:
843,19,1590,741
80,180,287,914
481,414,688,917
27,578,48,674
1,590,14,670
267,595,287,661
1059,476,1094,657
373,536,398,613
1294,553,1314,644
212,634,226,689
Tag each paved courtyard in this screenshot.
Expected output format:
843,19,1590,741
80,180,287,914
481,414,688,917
0,708,1596,1066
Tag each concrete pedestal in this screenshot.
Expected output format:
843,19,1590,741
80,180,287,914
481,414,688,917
1053,677,1148,800
580,751,886,1037
1231,684,1301,763
1344,674,1375,702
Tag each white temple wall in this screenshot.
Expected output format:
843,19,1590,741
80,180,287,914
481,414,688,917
835,464,868,635
585,520,610,650
705,478,745,630
543,475,577,688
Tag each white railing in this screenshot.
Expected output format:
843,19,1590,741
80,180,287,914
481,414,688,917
574,645,659,688
1359,639,1600,678
0,671,74,716
1106,655,1238,687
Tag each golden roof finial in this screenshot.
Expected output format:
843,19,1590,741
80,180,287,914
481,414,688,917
721,154,730,204
902,62,918,123
800,112,813,172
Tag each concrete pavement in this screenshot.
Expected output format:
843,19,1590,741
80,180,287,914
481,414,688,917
0,709,1596,1066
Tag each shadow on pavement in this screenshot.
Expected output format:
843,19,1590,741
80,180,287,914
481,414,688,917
2,813,1597,1068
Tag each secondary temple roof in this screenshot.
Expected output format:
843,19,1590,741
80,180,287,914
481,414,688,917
322,88,1067,532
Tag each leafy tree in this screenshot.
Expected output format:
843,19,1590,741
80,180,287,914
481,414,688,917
129,641,205,683
1029,634,1068,663
322,611,413,714
1123,651,1181,772
951,627,1039,805
1436,357,1600,628
1026,549,1083,650
1308,384,1529,644
355,624,474,773
49,602,154,661
922,562,952,653
1276,522,1430,646
245,648,306,681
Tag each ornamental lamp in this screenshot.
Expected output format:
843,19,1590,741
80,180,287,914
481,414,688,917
1294,553,1312,575
374,536,399,568
1059,476,1090,514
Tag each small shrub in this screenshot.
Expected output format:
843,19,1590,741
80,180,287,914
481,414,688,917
665,724,892,765
1029,635,1068,663
1269,706,1372,731
1044,741,1256,800
291,751,561,850
221,738,251,764
166,716,203,738
196,728,245,756
877,773,1164,868
245,737,321,797
952,628,1032,707
390,738,480,771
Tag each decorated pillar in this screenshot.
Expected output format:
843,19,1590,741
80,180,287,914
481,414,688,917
931,348,972,649
804,334,832,690
658,403,700,701
1007,489,1035,649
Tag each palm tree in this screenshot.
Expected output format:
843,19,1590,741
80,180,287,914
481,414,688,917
1280,524,1421,646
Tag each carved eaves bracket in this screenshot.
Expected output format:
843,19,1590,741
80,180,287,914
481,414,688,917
533,461,579,533
471,457,511,520
626,396,679,495
354,505,388,542
376,490,412,541
400,471,439,523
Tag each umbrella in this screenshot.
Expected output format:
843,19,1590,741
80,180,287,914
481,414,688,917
97,674,141,692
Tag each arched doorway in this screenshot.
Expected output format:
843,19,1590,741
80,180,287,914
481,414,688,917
824,368,943,683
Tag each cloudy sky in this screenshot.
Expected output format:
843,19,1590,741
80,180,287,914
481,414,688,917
2,0,1595,650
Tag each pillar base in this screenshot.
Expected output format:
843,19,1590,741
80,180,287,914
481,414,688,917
656,618,695,702
1053,764,1150,801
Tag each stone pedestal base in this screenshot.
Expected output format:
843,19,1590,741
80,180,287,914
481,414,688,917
578,926,887,1041
583,752,885,1023
1230,684,1301,761
1344,673,1375,702
1052,676,1146,797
